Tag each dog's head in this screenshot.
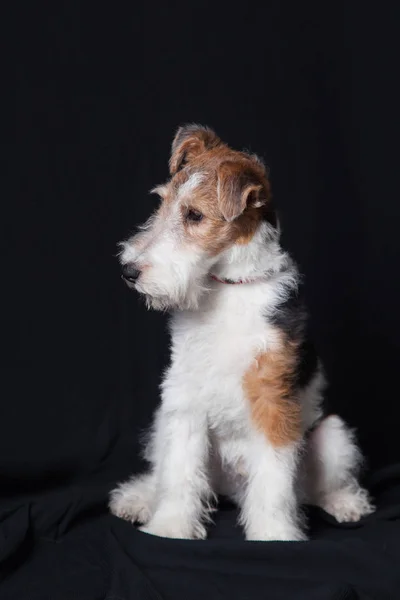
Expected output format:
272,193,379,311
120,125,275,310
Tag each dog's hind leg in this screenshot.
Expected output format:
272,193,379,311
305,415,375,522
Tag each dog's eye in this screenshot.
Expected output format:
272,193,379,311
186,209,203,223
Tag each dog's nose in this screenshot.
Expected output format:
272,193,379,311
121,263,141,283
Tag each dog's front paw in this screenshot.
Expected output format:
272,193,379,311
109,476,154,524
246,522,307,542
139,513,207,540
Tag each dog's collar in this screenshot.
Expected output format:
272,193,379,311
210,274,262,285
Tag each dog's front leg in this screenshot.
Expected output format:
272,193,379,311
139,406,211,540
240,435,306,541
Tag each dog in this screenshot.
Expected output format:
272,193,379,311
109,124,374,541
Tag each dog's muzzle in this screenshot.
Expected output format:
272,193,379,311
121,263,141,284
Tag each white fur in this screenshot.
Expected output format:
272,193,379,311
177,172,205,200
109,473,156,524
120,197,215,311
112,207,374,540
302,415,375,520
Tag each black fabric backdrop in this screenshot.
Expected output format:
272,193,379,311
5,1,400,598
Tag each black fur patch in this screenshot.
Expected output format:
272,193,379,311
296,337,318,388
270,283,318,389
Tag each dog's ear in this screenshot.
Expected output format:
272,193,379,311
169,124,220,174
217,161,268,222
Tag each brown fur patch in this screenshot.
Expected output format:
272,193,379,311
180,144,270,253
152,126,274,256
243,332,302,447
169,125,221,174
181,195,265,256
216,160,264,222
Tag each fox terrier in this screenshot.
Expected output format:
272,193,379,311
109,125,374,541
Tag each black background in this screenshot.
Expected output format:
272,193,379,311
4,1,400,598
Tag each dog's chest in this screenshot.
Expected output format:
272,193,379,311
168,288,278,425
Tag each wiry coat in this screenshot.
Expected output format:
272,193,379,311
110,125,374,540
